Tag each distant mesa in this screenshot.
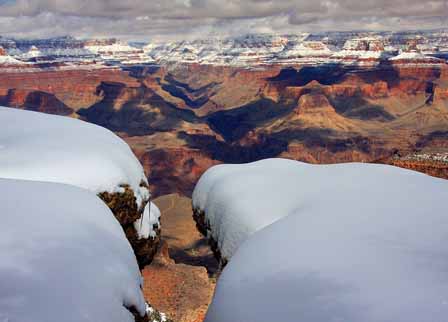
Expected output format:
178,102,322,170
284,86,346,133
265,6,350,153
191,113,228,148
0,31,446,70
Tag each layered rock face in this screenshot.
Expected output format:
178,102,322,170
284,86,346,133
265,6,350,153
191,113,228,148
0,89,74,115
0,69,140,110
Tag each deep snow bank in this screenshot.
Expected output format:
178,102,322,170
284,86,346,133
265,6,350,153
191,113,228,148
0,178,146,322
0,106,160,266
194,159,448,322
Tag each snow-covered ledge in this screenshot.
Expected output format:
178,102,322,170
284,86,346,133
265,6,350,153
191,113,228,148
0,106,160,267
194,159,448,322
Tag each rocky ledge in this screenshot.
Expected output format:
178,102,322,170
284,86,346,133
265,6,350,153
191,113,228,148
378,151,448,180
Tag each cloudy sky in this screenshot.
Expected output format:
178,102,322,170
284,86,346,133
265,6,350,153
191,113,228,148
0,0,447,41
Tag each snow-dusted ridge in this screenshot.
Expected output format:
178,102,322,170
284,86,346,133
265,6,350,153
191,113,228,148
143,32,447,67
196,159,448,322
1,31,447,69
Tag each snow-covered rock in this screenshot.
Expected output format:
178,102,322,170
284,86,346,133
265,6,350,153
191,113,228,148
0,107,160,266
0,178,147,322
0,46,23,65
21,45,43,59
389,50,445,64
86,39,154,65
193,159,448,259
198,159,448,322
19,45,94,60
282,41,333,58
342,37,385,51
0,106,148,207
0,55,23,65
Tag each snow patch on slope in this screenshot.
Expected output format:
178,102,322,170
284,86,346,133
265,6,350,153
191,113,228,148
390,51,437,60
0,54,23,65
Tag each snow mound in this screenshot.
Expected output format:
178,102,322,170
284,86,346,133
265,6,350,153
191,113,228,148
201,159,448,322
0,178,146,322
0,107,149,208
193,159,448,260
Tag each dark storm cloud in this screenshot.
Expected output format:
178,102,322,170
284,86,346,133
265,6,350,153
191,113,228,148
0,0,446,40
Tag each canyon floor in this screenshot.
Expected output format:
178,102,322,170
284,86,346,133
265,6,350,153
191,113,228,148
143,194,218,322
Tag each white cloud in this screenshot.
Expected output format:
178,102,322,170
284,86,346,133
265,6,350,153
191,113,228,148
0,0,446,40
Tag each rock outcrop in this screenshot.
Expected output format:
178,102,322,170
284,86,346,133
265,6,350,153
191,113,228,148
192,207,226,267
377,151,448,180
0,88,74,115
143,243,213,322
99,183,161,268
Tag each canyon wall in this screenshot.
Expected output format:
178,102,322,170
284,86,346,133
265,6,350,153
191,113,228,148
1,61,447,196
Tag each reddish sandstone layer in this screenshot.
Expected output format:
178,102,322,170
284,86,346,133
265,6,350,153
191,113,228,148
142,244,213,322
0,68,140,110
377,159,448,180
136,147,220,198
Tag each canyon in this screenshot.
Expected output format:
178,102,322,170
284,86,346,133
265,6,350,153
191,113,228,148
1,51,447,195
1,30,448,322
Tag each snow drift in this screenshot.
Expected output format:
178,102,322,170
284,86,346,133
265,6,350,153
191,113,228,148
0,107,160,265
193,159,448,322
0,178,146,322
0,106,148,206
